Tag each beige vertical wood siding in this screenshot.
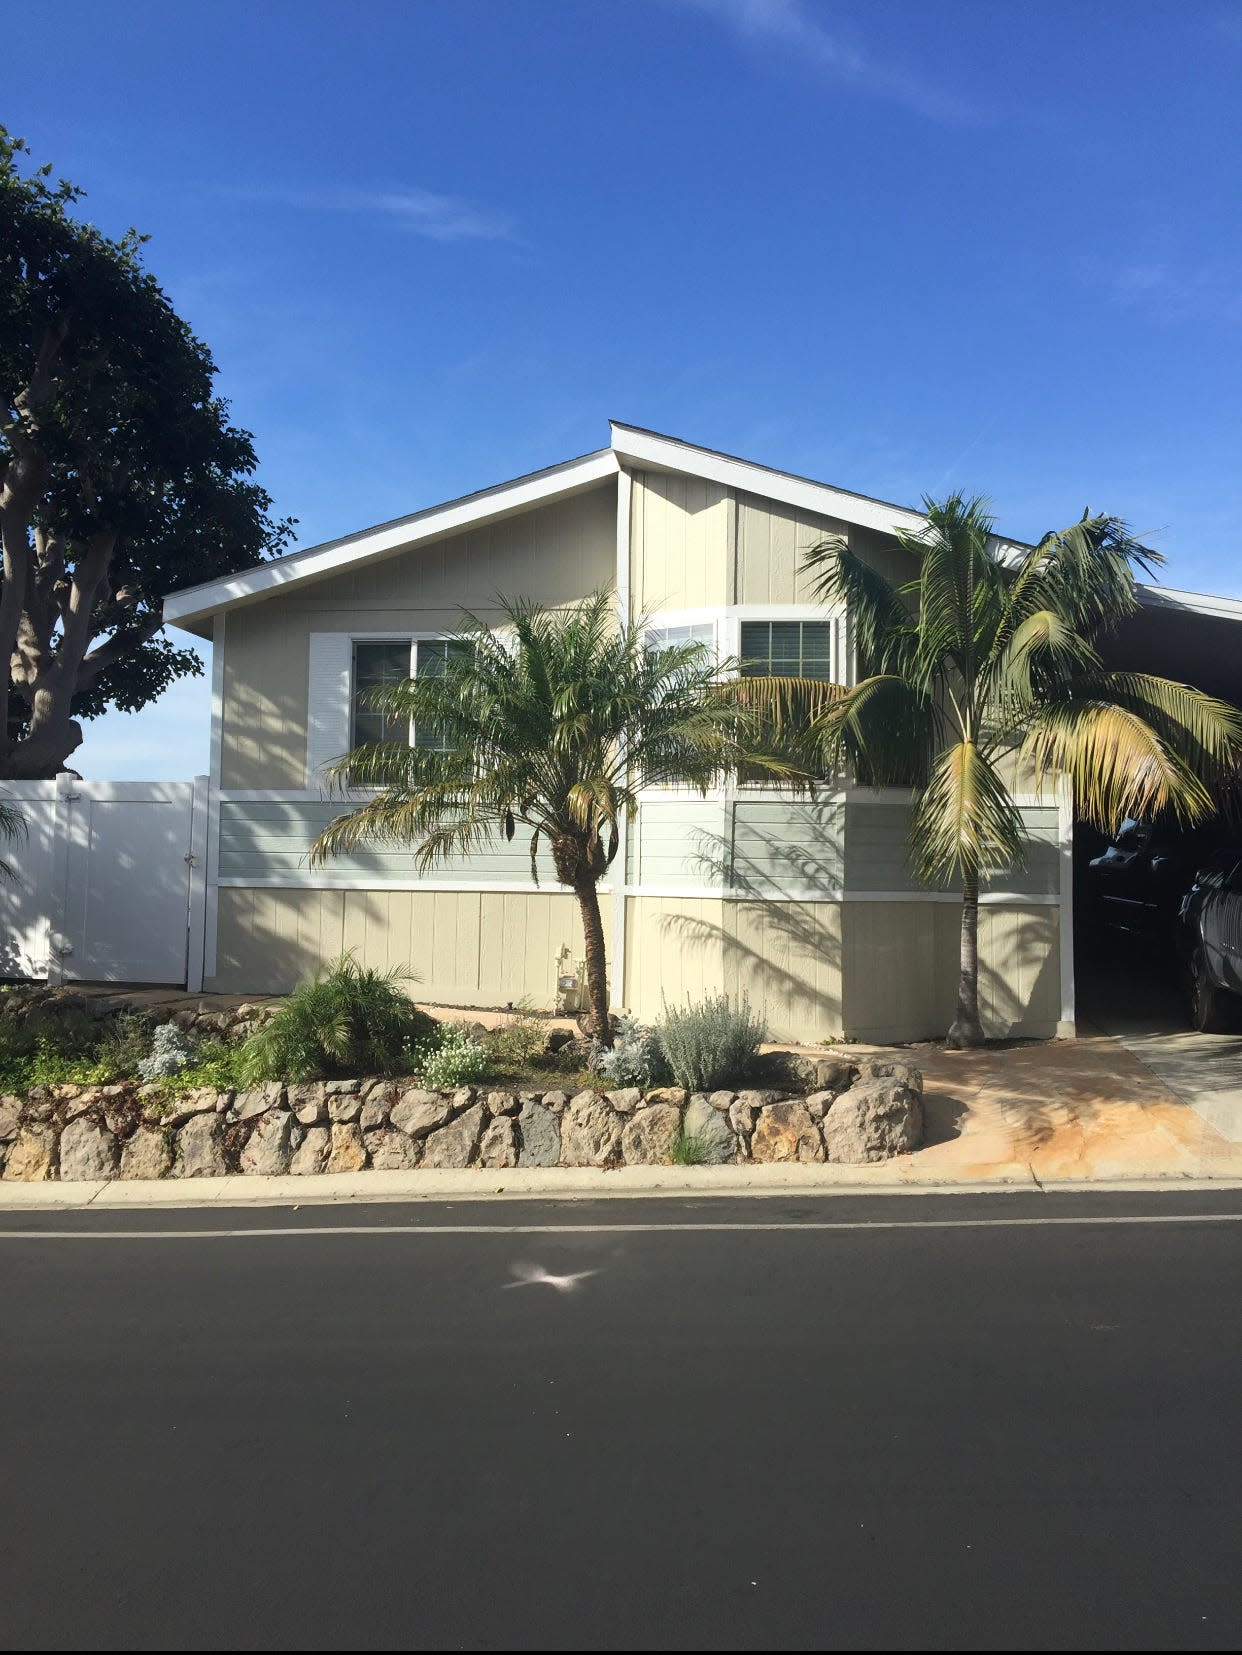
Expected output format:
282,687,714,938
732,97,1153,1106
841,901,1060,1042
209,885,609,1006
630,469,731,613
219,482,616,789
624,895,844,1043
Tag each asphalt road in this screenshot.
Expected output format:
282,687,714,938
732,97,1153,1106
3,1190,1241,1652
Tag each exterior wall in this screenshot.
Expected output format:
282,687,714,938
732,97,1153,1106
219,482,616,789
209,885,609,1006
624,895,845,1043
630,469,731,613
841,902,1061,1044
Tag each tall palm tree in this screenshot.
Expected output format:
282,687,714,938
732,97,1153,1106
310,592,750,1042
733,495,1242,1047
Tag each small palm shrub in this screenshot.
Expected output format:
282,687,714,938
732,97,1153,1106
591,1015,667,1088
412,1026,489,1088
656,994,767,1092
238,955,436,1082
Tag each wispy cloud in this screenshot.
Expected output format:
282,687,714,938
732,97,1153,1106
239,184,517,244
671,0,974,123
1080,255,1242,326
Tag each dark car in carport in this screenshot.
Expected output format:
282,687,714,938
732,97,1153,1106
1084,817,1208,941
1179,852,1242,1031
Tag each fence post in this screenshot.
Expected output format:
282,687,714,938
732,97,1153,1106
44,772,79,985
185,774,210,993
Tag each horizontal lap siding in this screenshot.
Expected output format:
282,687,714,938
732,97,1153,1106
731,800,845,894
217,802,538,883
633,802,729,887
844,802,1060,895
210,886,607,1004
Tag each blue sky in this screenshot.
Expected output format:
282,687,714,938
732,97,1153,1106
8,0,1242,778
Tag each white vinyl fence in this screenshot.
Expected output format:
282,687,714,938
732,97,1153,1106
0,776,209,987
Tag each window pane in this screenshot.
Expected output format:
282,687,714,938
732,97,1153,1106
739,619,832,679
352,642,411,747
413,638,471,749
645,622,715,656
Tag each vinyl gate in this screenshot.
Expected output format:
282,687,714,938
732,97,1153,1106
0,776,209,986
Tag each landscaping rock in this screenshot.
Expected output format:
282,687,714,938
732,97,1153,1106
358,1097,389,1134
735,1089,785,1110
856,1059,923,1095
449,1087,478,1115
559,1091,622,1167
620,1102,681,1165
391,1090,452,1139
422,1103,484,1169
241,1110,294,1175
235,1084,282,1122
365,1128,420,1171
2,1125,56,1181
517,1100,559,1167
750,1101,825,1163
683,1096,735,1163
63,1089,103,1123
327,1122,367,1173
545,1028,574,1053
290,1125,330,1175
606,1087,642,1115
708,1090,735,1112
540,1090,569,1115
0,1097,22,1141
729,1098,758,1136
176,1114,228,1177
58,1117,117,1180
287,1082,326,1124
644,1087,688,1109
803,1090,836,1122
478,1116,519,1169
162,1089,219,1129
325,1079,360,1097
328,1092,363,1124
119,1126,173,1180
823,1079,922,1163
484,1090,519,1117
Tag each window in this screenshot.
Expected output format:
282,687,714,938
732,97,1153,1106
352,642,411,748
645,621,716,656
351,638,471,751
739,619,833,680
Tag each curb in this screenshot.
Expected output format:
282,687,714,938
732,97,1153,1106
3,1163,1242,1211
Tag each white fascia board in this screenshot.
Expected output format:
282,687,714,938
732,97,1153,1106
609,421,930,539
163,448,619,636
1135,583,1242,622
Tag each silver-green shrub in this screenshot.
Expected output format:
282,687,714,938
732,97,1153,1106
591,1015,667,1088
656,994,766,1092
137,1021,194,1082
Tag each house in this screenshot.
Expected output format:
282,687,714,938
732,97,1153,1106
163,422,1242,1043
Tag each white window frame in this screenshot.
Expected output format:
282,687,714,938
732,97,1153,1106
307,630,454,791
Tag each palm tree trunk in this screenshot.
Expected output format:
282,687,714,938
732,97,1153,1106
573,875,613,1044
947,863,985,1048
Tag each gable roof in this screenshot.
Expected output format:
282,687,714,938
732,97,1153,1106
162,420,1242,637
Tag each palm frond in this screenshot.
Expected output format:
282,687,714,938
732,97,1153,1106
910,741,1027,885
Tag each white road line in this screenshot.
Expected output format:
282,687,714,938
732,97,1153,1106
1,1212,1241,1240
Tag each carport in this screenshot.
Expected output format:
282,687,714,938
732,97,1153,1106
1073,582,1242,1135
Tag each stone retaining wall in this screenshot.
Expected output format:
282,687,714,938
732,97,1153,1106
0,1057,923,1181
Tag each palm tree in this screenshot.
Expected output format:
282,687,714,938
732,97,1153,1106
310,592,750,1042
732,495,1242,1047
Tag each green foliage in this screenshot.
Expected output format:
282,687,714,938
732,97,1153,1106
152,1040,244,1096
656,994,767,1092
669,1128,712,1166
411,1026,489,1088
486,1002,549,1069
236,955,436,1082
0,127,294,776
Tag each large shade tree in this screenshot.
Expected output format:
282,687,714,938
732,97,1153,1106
0,128,291,778
310,592,754,1041
734,495,1242,1047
